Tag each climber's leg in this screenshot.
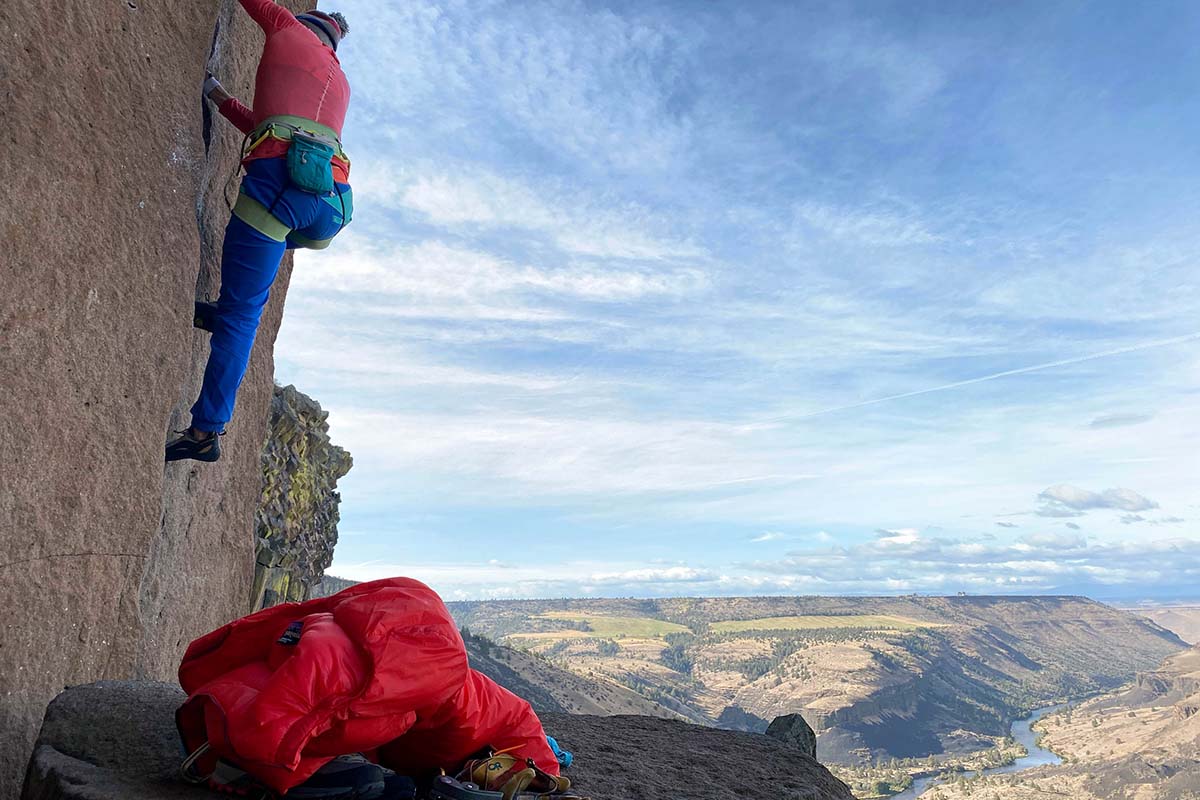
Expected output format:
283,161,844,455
168,158,326,462
188,214,287,435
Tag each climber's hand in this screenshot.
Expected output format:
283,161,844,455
203,73,232,106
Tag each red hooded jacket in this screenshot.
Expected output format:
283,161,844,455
176,578,558,794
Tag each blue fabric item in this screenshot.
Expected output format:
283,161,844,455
239,156,352,241
190,158,351,431
546,736,573,769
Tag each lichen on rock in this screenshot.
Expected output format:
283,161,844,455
252,384,353,609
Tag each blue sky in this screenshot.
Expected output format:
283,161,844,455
275,0,1200,601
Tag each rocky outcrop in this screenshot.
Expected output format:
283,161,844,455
252,384,352,609
0,1,309,794
1175,699,1199,720
767,713,819,760
22,682,856,800
1132,647,1200,722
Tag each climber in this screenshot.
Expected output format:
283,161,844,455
167,1,353,464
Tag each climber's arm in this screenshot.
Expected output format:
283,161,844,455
204,75,256,135
218,98,256,135
237,0,300,33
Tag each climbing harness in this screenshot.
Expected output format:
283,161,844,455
242,116,351,237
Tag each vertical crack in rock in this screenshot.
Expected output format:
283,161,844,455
195,6,233,283
200,19,220,160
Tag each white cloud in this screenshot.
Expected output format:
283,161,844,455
324,406,823,499
588,566,716,584
1038,484,1159,514
329,530,1200,601
750,531,786,543
294,238,705,304
400,170,707,262
874,528,921,546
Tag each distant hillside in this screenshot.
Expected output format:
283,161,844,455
449,595,1185,765
1125,606,1200,645
461,628,680,719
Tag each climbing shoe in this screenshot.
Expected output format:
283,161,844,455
165,429,222,463
194,300,218,332
286,753,392,799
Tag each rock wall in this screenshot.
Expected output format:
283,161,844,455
252,384,352,610
0,1,309,794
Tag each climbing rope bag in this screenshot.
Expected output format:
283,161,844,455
286,130,337,195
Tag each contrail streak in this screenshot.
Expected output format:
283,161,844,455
767,331,1200,422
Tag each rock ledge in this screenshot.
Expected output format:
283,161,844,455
23,682,854,800
22,681,207,800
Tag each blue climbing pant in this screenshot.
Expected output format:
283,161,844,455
190,158,351,432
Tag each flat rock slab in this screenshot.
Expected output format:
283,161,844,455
540,712,853,800
22,681,209,800
22,683,853,800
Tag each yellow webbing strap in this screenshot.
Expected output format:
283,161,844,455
232,193,290,242
245,127,275,154
287,232,333,251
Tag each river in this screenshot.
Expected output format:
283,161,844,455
888,704,1065,800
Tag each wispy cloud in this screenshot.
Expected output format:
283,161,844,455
760,333,1200,423
399,170,707,261
293,237,707,305
793,200,941,247
1090,413,1153,429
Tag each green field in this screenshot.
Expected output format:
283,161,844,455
508,612,691,641
711,614,938,633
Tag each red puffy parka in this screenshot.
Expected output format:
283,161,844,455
176,578,558,794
